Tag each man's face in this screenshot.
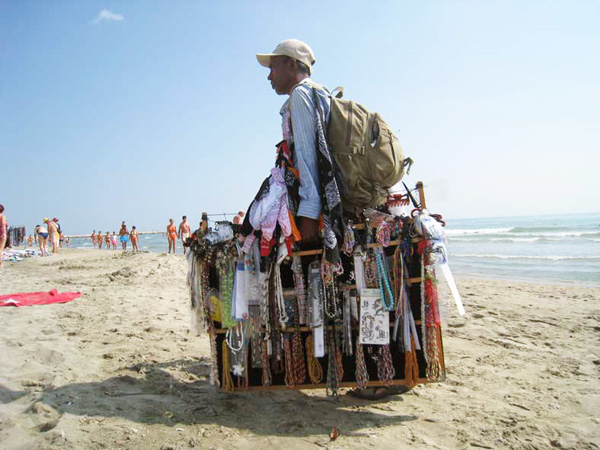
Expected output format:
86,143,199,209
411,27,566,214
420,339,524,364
268,56,295,95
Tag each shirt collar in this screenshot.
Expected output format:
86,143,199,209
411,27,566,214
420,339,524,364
280,78,313,116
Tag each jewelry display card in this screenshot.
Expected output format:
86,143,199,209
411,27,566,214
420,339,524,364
359,288,390,345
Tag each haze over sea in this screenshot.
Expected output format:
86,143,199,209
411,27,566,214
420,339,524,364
68,212,599,286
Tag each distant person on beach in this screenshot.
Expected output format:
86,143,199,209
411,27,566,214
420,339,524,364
59,232,65,248
105,232,111,250
46,218,59,254
119,222,129,250
53,218,62,249
97,231,103,249
130,226,139,252
27,234,34,247
36,223,49,256
178,216,191,255
65,237,70,247
111,232,117,250
0,204,7,268
91,230,97,248
233,211,245,225
167,219,177,254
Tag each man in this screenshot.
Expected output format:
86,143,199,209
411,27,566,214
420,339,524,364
257,40,398,399
232,211,244,225
256,39,333,245
47,218,59,254
178,215,191,255
119,221,129,250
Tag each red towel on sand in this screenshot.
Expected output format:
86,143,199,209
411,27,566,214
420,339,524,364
0,289,81,307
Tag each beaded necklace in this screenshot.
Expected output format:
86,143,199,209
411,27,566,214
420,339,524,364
419,242,443,381
321,258,343,319
208,322,220,387
261,338,272,387
342,290,353,356
274,263,289,325
364,250,379,289
305,334,323,384
291,297,306,385
284,337,295,388
354,336,369,390
325,329,343,396
376,344,395,386
374,248,395,311
341,221,355,256
376,221,391,247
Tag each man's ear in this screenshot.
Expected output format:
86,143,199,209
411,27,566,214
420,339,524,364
288,56,297,72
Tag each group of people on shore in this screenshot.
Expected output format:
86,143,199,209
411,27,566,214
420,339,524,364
32,217,64,257
168,216,192,255
91,221,139,252
89,216,194,255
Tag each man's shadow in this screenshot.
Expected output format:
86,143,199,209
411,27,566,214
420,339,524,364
1,358,417,437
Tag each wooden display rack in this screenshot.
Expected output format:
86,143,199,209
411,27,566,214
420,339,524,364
210,181,446,391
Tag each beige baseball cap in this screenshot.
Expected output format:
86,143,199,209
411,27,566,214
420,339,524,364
256,39,315,74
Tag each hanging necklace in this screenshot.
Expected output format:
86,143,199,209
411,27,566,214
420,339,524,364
354,336,369,390
341,221,355,256
305,334,323,384
377,344,395,386
375,248,395,311
321,257,343,319
292,256,308,325
291,297,307,385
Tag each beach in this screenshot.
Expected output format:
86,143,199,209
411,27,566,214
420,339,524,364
1,249,599,449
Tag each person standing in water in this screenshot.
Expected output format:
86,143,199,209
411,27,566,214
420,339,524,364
119,222,129,250
167,219,177,255
130,226,139,252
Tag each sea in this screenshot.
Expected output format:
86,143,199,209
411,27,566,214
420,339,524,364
443,213,600,286
69,213,600,286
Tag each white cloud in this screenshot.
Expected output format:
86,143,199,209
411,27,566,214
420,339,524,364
93,9,124,24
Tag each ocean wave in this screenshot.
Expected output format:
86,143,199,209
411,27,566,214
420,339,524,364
446,229,600,239
452,253,600,261
445,228,512,236
488,237,540,242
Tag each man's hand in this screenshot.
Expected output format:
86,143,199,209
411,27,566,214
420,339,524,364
298,217,320,244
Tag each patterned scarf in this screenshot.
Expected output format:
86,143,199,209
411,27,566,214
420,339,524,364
311,88,344,265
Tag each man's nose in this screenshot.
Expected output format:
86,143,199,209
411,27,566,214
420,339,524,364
268,71,273,81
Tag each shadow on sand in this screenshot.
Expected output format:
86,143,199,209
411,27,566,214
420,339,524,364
1,358,416,437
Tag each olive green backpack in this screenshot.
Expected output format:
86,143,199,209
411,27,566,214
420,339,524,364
327,87,411,211
305,81,411,211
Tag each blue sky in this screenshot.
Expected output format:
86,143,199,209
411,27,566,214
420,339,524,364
1,1,598,235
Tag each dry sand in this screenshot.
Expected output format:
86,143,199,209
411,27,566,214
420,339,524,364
1,249,599,449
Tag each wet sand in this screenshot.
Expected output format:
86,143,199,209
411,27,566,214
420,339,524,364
1,249,599,449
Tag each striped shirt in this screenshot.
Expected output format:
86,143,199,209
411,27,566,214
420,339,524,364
280,78,331,220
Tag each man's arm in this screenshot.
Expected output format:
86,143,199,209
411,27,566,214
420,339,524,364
290,85,321,241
